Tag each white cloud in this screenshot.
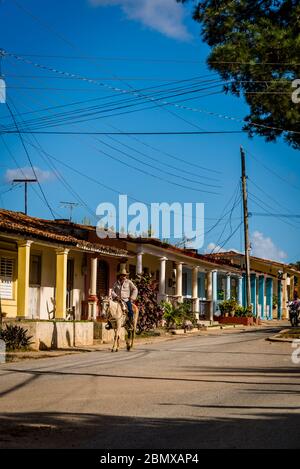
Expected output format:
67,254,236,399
206,242,227,254
251,231,287,262
5,167,54,183
89,0,192,41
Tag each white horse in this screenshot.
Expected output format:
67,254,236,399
99,297,139,352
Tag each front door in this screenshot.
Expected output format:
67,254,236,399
97,260,109,297
29,254,41,319
67,258,74,310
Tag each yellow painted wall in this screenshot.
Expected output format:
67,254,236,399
0,241,18,317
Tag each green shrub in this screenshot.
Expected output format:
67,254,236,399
0,324,33,351
161,301,194,329
134,274,164,333
218,298,238,317
235,305,253,317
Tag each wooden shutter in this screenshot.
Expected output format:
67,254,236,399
0,257,14,299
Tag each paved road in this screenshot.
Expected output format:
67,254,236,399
0,327,299,449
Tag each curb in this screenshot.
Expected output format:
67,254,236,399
267,328,300,343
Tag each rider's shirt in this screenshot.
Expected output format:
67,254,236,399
111,279,138,302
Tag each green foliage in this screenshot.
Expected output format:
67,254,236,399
218,298,239,317
178,0,300,149
0,324,33,351
273,294,278,309
235,305,253,317
161,300,194,329
134,274,164,333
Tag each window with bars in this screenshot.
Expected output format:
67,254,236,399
0,257,14,299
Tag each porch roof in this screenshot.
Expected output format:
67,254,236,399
204,251,299,276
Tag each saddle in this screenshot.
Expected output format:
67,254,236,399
113,298,135,329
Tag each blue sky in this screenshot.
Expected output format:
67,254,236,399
0,0,299,262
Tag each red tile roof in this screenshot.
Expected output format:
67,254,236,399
0,209,128,257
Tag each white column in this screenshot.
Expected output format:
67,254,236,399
89,256,98,320
192,266,199,314
159,257,167,301
136,251,143,275
207,270,213,321
175,262,183,302
238,276,243,305
226,273,231,300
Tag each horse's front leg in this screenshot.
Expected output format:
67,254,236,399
111,328,117,352
116,330,120,352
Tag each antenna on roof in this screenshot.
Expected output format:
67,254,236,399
60,201,79,221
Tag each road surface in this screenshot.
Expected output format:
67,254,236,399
0,327,299,449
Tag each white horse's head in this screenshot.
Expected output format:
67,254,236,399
98,296,111,320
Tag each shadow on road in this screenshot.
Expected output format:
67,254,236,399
0,409,300,449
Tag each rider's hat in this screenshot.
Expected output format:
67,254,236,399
117,264,129,276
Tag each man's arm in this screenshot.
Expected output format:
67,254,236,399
129,280,138,301
111,282,118,299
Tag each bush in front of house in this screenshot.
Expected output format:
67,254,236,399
0,324,33,351
218,298,239,317
235,305,253,318
134,274,164,333
161,300,194,329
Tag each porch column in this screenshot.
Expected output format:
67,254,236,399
207,271,213,321
250,273,257,316
55,248,69,319
290,275,295,300
175,262,183,302
158,256,167,301
226,273,231,300
192,266,199,314
136,251,143,276
277,279,282,320
17,240,32,318
89,256,98,320
282,273,288,318
266,277,273,320
258,275,265,319
238,276,243,306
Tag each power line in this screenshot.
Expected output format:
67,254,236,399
5,51,300,136
245,147,300,194
5,100,56,218
10,53,300,66
0,134,62,217
0,129,244,135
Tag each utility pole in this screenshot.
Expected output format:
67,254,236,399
12,178,37,215
240,146,252,313
60,201,79,221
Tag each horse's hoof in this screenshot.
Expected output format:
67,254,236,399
115,349,119,352
127,346,131,351
111,349,114,352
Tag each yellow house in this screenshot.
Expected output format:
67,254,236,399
0,209,128,320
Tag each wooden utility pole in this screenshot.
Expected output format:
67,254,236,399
240,146,252,311
12,178,37,215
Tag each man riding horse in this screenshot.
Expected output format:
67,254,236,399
105,265,138,330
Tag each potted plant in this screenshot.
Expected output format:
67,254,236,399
219,298,238,317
